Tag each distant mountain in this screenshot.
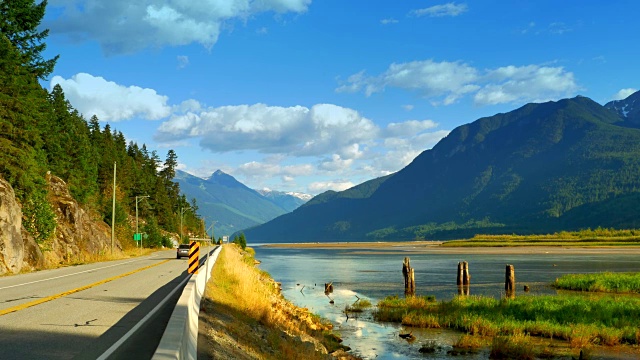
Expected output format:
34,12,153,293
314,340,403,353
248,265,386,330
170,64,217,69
257,189,312,212
605,90,640,127
175,170,310,236
244,93,640,243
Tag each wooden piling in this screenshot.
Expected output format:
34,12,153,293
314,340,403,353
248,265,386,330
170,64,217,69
324,282,333,294
402,257,415,295
505,264,515,298
462,261,470,286
457,262,463,286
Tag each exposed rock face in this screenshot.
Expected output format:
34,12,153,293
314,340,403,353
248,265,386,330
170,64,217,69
0,173,122,274
0,177,43,275
45,174,119,265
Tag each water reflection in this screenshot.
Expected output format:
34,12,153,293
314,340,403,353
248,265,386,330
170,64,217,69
254,246,640,359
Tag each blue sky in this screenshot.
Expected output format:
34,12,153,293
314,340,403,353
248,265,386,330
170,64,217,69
42,0,639,195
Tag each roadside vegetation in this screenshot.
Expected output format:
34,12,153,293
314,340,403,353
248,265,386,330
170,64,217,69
442,227,640,247
375,293,640,358
199,244,358,359
554,272,640,293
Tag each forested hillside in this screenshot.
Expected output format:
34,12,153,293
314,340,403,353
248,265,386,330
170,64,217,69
0,0,202,251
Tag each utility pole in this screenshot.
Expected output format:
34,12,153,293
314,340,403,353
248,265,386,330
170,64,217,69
135,195,150,249
111,162,116,254
180,207,187,244
207,221,217,243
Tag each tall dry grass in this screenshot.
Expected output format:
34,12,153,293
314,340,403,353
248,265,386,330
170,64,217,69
204,244,349,359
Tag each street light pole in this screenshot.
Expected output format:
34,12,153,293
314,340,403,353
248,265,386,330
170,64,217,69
180,207,187,244
135,195,150,249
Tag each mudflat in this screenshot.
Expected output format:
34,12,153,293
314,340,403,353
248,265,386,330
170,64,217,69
261,241,640,255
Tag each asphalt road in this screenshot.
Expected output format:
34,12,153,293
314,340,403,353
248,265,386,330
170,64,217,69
0,248,210,360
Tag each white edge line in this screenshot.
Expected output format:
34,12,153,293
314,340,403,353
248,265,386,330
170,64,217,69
96,273,192,360
0,255,159,291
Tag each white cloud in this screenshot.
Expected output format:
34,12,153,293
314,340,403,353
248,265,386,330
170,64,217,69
384,120,438,137
612,88,637,101
381,18,398,25
155,103,379,156
402,104,414,111
50,73,171,121
47,0,311,54
338,60,580,106
308,181,355,193
177,55,189,69
474,65,579,105
410,3,468,17
337,59,480,104
319,154,353,171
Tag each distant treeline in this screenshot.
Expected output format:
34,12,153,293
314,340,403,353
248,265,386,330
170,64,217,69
0,1,202,247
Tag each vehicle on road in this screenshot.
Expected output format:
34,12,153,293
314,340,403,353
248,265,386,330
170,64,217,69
176,244,190,259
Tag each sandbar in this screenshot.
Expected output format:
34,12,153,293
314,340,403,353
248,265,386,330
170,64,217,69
259,241,640,255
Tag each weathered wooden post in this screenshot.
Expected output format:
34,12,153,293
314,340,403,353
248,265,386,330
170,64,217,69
324,282,333,294
410,268,416,294
505,264,515,299
402,257,415,295
457,262,463,286
462,261,470,286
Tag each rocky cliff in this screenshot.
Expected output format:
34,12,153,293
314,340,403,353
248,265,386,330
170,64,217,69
44,173,118,267
0,174,119,275
0,177,43,274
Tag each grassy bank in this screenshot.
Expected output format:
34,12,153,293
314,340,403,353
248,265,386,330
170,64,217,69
375,294,640,357
199,244,357,359
554,272,640,293
442,228,640,247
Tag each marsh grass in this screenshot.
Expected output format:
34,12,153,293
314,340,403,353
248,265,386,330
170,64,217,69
374,293,640,349
443,227,640,247
344,298,372,313
554,272,640,293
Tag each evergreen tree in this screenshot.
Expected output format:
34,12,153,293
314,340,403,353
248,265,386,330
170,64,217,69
0,0,58,79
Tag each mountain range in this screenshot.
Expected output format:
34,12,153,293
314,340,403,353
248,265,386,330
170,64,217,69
175,170,309,236
243,91,640,242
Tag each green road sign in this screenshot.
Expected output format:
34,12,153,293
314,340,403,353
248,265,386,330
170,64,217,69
133,233,142,241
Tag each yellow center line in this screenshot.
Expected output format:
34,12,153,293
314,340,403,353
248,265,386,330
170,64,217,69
0,259,172,317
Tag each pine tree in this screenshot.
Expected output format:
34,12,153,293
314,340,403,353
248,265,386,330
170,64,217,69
0,0,58,79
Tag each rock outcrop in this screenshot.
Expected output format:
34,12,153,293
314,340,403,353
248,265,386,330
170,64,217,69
0,174,120,274
45,173,119,266
0,177,43,275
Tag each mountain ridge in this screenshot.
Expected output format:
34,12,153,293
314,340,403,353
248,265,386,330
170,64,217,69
243,92,640,242
175,170,310,236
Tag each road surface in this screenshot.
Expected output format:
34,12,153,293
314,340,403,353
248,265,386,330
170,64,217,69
0,248,210,359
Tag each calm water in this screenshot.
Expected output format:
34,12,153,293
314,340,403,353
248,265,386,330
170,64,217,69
253,245,640,359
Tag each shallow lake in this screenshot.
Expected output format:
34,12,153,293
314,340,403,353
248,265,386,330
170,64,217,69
253,244,640,359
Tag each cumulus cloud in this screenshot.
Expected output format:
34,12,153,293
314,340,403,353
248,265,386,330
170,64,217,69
337,60,580,106
47,0,311,54
50,73,171,121
474,65,580,105
156,99,450,193
410,2,468,17
155,103,379,156
612,88,638,101
308,181,355,193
